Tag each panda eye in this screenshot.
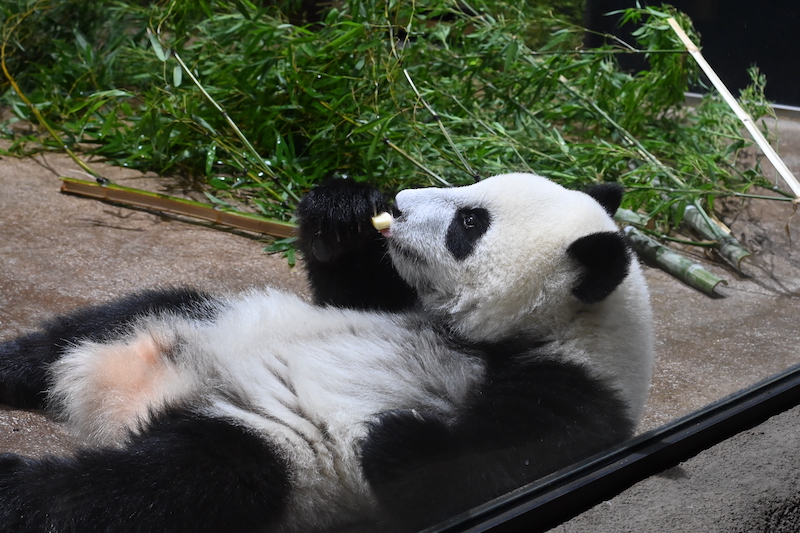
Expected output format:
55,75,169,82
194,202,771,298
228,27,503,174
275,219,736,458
462,213,477,230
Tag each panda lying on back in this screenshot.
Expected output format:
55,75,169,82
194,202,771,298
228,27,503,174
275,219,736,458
0,173,653,533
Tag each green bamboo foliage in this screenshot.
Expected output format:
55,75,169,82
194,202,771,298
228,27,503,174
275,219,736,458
0,0,789,281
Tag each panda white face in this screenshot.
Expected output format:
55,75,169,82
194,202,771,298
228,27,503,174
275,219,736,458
388,173,624,342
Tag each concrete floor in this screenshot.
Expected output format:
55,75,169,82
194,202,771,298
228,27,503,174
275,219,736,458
0,114,799,530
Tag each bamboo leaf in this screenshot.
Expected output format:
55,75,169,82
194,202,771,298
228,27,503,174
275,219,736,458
147,30,168,62
172,64,182,87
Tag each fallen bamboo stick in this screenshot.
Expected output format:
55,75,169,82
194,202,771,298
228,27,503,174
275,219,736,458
60,177,297,238
681,203,750,272
624,226,726,296
614,208,653,229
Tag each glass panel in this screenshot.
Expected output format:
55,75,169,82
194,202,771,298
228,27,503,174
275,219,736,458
1,1,799,532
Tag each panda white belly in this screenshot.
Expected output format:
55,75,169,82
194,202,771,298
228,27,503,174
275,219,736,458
48,288,486,529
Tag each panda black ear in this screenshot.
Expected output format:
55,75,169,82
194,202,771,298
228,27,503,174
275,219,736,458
567,231,631,304
585,183,623,217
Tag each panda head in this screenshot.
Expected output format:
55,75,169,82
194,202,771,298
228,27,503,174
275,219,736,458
388,173,633,342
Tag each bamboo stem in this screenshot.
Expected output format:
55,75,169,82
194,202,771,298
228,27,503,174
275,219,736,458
614,208,653,229
667,17,800,199
60,177,297,238
624,227,726,296
682,203,750,272
1,4,103,181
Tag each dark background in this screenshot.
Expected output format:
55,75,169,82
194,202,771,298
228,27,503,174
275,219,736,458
585,0,800,106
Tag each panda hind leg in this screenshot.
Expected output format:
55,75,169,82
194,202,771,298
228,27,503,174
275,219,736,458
0,288,216,410
48,323,199,445
0,409,291,533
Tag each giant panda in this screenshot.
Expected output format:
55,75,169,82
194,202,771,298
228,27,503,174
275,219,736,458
0,172,653,533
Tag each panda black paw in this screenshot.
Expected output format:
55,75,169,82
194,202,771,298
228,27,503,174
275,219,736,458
361,409,455,490
362,410,463,530
296,178,391,263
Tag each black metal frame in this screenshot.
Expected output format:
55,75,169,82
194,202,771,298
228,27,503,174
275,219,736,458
429,362,800,533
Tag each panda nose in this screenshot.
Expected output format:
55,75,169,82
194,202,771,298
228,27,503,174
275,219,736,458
391,205,403,218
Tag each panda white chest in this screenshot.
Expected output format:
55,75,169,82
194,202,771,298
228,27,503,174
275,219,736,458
200,290,484,422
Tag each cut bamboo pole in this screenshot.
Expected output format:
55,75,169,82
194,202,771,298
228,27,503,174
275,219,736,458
667,17,800,199
682,203,750,272
614,208,653,229
624,226,726,296
60,177,297,238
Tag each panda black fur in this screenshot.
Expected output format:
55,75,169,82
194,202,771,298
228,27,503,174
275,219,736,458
0,172,653,533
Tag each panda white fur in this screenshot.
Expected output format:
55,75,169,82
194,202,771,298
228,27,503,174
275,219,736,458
0,173,653,533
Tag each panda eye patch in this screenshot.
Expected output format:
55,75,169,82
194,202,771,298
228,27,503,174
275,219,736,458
446,207,491,261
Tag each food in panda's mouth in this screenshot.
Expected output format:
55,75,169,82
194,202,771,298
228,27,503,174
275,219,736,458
371,212,393,231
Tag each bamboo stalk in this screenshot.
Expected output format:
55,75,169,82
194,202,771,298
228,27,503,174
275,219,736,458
60,177,297,238
624,226,726,296
667,17,800,199
682,203,750,272
614,208,653,229
1,4,103,182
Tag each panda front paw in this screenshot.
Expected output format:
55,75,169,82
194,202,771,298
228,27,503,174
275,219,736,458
296,179,391,263
361,410,464,529
362,409,453,481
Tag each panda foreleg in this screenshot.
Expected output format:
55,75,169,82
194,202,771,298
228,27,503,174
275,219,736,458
360,409,469,530
0,288,215,409
296,179,416,311
0,409,290,533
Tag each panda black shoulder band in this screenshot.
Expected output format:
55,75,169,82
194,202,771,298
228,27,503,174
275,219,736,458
430,362,800,533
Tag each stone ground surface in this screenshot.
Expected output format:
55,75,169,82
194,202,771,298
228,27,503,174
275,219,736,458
0,116,799,531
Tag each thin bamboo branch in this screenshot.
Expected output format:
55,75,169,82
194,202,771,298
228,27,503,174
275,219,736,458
317,101,451,187
556,74,687,189
383,139,452,187
403,69,478,180
667,17,800,199
1,4,103,181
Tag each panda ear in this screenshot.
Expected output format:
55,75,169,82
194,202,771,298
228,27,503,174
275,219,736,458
585,183,623,217
567,231,631,304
